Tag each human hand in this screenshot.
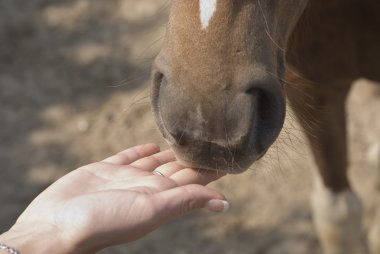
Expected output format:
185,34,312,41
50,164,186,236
0,144,227,254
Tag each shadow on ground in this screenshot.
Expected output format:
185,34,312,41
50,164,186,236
0,0,168,230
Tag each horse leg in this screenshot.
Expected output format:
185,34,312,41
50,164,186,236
285,76,363,254
369,142,380,254
370,200,380,254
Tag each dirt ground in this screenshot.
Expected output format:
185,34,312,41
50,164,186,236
1,1,379,253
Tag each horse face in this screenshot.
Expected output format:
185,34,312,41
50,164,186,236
151,0,308,173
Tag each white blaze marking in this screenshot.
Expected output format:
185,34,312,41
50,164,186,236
199,0,217,30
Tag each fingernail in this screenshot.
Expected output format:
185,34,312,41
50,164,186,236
205,199,230,213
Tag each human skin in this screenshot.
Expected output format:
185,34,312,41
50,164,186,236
0,144,228,254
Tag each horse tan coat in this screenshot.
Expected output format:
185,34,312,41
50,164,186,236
151,1,380,253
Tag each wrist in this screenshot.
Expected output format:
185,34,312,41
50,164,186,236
0,223,78,254
0,243,19,254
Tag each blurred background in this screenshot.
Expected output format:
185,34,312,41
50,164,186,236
0,1,379,253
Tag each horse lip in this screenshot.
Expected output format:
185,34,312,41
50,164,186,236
173,153,259,174
170,140,262,173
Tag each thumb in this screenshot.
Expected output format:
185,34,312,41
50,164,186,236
152,184,229,220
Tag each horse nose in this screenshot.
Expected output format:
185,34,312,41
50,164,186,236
152,72,285,171
167,90,254,148
172,79,284,147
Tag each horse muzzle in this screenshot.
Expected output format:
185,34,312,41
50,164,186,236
151,69,286,173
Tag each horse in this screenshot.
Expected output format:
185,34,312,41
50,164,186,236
150,1,380,253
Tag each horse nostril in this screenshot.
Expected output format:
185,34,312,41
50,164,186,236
151,70,177,144
152,71,167,92
245,83,286,153
151,71,168,118
246,88,273,126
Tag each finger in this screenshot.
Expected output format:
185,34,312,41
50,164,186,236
102,144,160,165
129,149,176,171
152,185,229,219
170,168,226,186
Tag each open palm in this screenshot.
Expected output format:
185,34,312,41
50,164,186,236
13,144,226,253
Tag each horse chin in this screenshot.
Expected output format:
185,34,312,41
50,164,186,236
169,144,264,174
